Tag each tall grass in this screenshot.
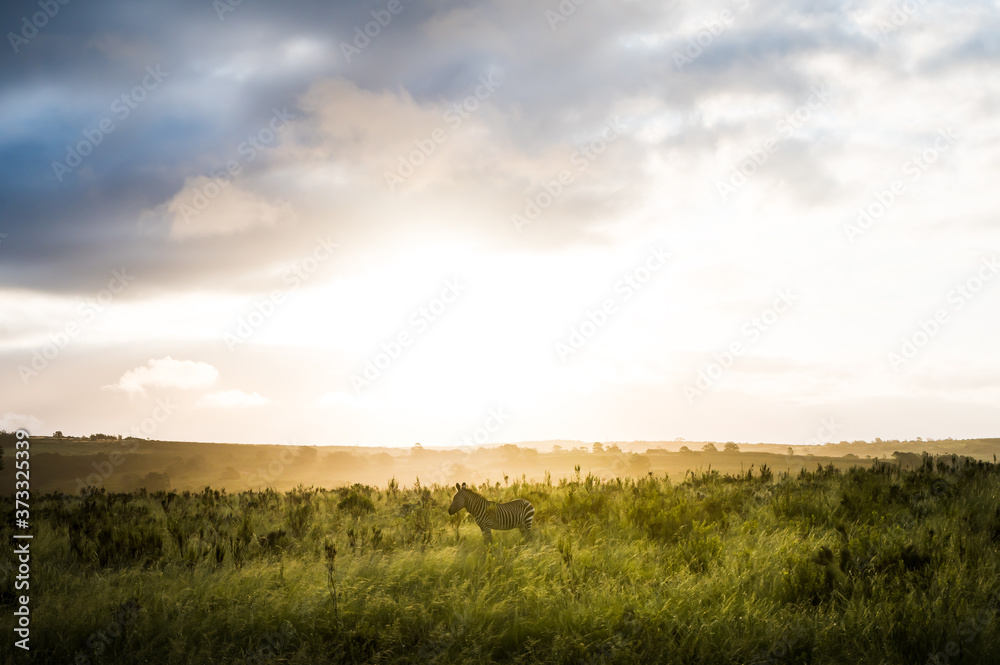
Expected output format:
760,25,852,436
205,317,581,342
2,457,999,663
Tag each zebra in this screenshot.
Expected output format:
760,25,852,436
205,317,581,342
448,482,534,544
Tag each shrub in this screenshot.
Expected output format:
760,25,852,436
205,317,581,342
338,491,375,516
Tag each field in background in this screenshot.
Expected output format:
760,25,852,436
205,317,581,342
2,435,999,494
2,453,1000,663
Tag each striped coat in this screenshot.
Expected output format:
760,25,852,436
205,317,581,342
448,482,534,543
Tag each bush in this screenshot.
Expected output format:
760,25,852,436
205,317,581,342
338,490,375,516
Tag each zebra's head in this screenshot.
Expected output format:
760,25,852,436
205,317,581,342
448,482,468,515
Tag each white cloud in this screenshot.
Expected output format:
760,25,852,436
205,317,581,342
197,389,272,408
108,357,219,394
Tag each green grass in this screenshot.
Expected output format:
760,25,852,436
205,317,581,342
3,457,1000,663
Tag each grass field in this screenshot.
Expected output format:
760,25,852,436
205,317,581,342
3,455,1000,664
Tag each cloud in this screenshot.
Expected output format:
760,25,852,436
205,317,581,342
197,390,272,408
0,412,43,433
108,357,219,394
162,179,296,239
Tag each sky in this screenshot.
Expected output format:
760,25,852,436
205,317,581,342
1,0,998,447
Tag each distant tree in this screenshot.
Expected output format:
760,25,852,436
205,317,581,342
724,442,740,453
702,443,717,453
607,443,622,454
628,454,652,474
141,472,171,492
53,430,64,438
874,437,883,443
787,447,795,456
593,442,604,454
892,451,921,469
552,444,563,452
679,446,691,453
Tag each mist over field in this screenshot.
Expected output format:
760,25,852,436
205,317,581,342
3,433,999,494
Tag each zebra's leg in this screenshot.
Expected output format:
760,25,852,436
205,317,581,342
481,526,492,544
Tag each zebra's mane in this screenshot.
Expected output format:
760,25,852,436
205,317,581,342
461,486,490,502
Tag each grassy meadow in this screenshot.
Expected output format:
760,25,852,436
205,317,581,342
3,452,1000,664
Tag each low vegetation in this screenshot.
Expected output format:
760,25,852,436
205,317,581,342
2,455,1000,663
